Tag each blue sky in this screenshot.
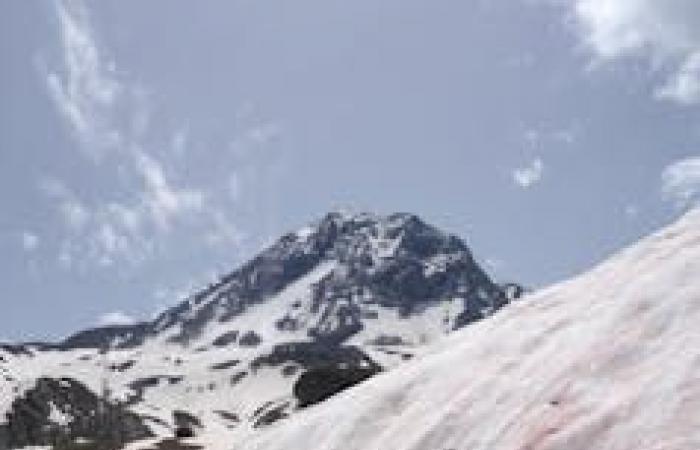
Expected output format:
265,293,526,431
2,0,699,341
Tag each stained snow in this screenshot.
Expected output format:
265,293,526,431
237,208,700,450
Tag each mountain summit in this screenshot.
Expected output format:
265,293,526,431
151,211,509,346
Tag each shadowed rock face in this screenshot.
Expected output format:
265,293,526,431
173,410,201,438
293,364,381,408
60,324,151,350
251,342,380,372
0,377,152,449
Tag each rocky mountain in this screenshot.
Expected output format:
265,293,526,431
0,212,513,448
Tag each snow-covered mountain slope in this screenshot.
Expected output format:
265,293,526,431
235,208,700,450
0,212,512,447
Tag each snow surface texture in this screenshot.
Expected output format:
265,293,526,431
235,208,700,450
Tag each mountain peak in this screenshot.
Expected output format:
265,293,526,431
146,211,506,347
282,211,467,264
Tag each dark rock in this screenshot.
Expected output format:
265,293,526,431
275,315,300,331
0,377,152,449
126,376,181,405
172,410,201,437
128,376,161,391
0,344,35,356
213,410,240,425
239,331,262,347
167,376,184,385
252,402,290,428
174,427,195,439
250,342,379,372
209,360,240,371
366,335,406,346
230,371,248,386
109,360,136,372
211,331,238,347
282,365,299,377
60,323,150,350
293,364,381,408
501,282,529,301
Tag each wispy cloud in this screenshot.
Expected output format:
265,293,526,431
569,0,700,105
661,156,700,208
21,232,40,252
134,151,205,232
41,0,256,271
512,158,544,188
561,1,700,215
40,178,90,231
46,0,125,158
40,177,154,268
656,53,700,105
522,125,580,149
97,310,137,327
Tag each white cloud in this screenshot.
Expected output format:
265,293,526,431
41,0,259,273
105,202,142,234
512,158,544,188
134,152,205,231
93,223,128,267
40,177,146,269
40,158,207,269
570,0,700,104
58,245,73,269
39,153,223,270
655,52,700,104
661,156,700,208
40,178,91,230
97,311,136,327
21,232,40,252
46,0,125,157
61,201,90,230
